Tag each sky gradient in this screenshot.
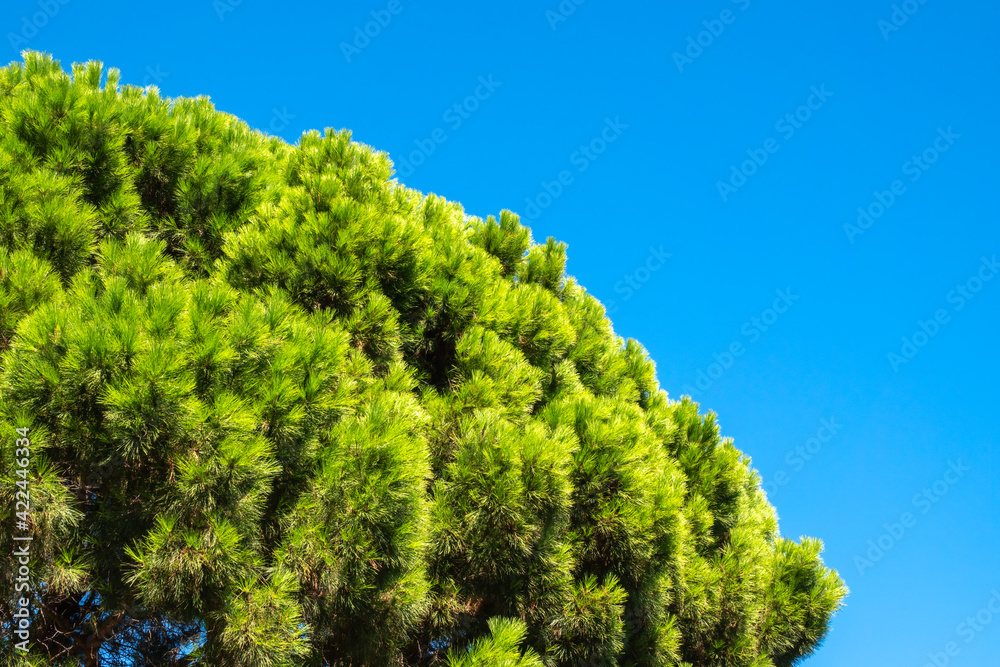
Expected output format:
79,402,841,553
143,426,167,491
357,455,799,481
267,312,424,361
3,0,998,664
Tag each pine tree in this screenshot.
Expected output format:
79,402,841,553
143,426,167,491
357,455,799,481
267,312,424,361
0,52,846,666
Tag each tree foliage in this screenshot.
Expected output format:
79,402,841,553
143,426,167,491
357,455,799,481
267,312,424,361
0,53,846,666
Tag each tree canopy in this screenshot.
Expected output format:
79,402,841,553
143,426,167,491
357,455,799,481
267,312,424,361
0,52,846,666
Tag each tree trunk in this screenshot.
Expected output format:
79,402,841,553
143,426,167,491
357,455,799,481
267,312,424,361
83,637,102,667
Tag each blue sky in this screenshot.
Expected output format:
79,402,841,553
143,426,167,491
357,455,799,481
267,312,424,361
4,0,998,663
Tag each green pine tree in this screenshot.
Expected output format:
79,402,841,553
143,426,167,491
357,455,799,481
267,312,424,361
0,52,846,666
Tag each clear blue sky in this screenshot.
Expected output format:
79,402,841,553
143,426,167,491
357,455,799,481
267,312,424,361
4,0,998,663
